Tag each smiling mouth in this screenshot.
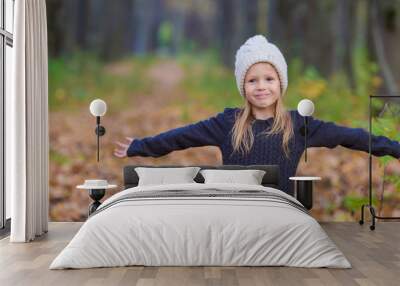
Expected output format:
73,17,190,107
255,94,270,98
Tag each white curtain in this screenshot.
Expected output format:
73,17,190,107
7,0,49,242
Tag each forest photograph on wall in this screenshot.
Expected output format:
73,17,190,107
46,0,400,222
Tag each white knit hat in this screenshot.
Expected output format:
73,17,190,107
234,35,288,98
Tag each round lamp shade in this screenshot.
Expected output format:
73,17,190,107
297,99,315,117
89,99,107,116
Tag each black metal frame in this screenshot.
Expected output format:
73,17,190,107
0,217,10,238
1,0,14,233
359,95,400,230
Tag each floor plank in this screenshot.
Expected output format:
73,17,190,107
0,222,399,286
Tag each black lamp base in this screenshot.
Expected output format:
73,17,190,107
88,189,105,216
295,181,313,210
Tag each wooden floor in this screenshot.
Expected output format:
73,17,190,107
0,222,399,286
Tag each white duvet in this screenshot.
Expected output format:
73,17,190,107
50,183,351,269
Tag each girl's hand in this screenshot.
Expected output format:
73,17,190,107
114,137,134,158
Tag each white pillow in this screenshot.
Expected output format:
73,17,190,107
200,169,266,185
135,167,201,186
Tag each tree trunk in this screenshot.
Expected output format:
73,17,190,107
266,0,281,43
46,0,64,57
217,0,234,67
133,0,154,54
370,0,399,95
76,0,89,50
150,0,164,52
61,0,79,54
171,9,185,55
331,0,351,76
245,0,258,38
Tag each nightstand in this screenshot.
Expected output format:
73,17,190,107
289,176,321,210
77,180,117,216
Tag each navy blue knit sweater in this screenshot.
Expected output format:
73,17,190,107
127,107,400,195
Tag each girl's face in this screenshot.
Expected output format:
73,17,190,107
244,62,281,112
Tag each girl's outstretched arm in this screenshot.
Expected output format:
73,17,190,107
115,108,234,158
306,116,400,158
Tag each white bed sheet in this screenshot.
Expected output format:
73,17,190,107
50,183,351,269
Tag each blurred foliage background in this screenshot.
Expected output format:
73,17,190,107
46,0,400,222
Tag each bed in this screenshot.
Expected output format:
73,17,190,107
49,165,351,269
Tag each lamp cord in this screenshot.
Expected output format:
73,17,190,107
96,116,100,162
97,128,100,162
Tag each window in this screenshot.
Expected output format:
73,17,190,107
1,0,14,232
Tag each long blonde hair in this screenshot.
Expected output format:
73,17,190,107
231,96,294,158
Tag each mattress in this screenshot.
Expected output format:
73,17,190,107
50,183,351,269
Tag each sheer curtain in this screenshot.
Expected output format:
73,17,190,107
7,0,49,242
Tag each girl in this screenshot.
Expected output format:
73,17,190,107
114,35,400,196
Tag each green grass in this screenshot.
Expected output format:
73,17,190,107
178,50,242,112
48,51,154,113
49,148,71,166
